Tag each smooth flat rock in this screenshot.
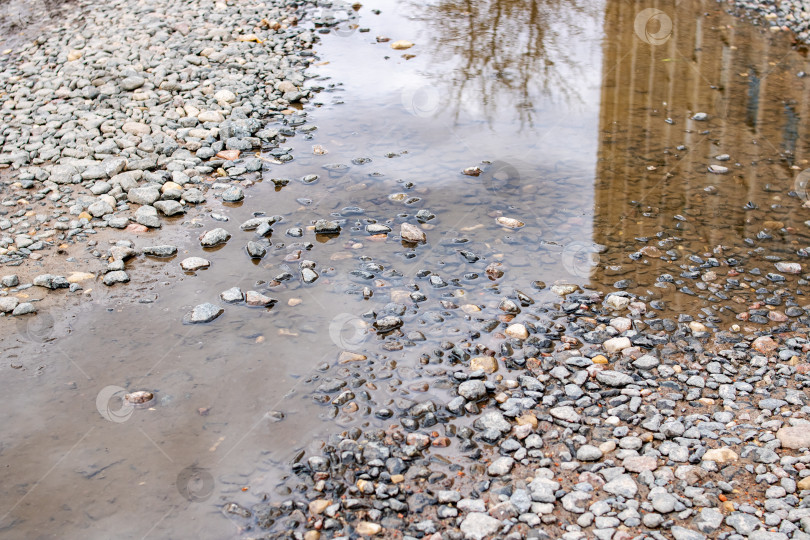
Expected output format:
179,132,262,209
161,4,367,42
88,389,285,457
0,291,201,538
187,303,223,324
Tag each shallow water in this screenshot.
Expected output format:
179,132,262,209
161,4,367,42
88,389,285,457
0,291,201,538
1,0,810,537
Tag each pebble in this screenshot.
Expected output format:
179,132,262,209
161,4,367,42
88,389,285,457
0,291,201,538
354,522,382,536
200,228,231,247
694,508,724,533
458,380,487,400
315,220,341,234
702,447,739,463
246,242,266,259
487,456,514,476
33,274,69,289
400,223,427,244
595,370,633,387
549,405,581,423
187,303,223,324
103,271,130,286
726,512,761,535
459,513,501,540
12,303,36,316
245,291,276,307
603,337,631,354
220,287,244,303
504,323,528,339
470,356,497,373
143,245,178,257
180,257,210,271
576,445,603,461
603,474,637,498
0,297,19,312
776,426,810,449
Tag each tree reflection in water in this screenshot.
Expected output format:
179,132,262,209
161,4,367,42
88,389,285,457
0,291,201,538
406,0,602,128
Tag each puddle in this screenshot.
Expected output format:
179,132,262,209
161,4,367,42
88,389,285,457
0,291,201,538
0,0,78,56
2,0,810,537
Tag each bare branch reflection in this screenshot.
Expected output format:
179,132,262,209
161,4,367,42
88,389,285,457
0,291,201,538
407,0,601,127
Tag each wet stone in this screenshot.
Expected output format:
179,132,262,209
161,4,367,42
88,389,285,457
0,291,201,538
200,228,231,247
302,268,318,283
374,316,402,332
154,200,184,216
470,356,498,373
180,257,210,271
143,245,177,257
33,274,69,289
246,241,266,259
401,223,426,244
458,380,487,401
220,287,244,303
187,303,223,324
474,411,511,434
182,189,205,204
245,291,276,307
366,224,391,234
314,219,341,234
135,205,161,228
102,271,129,285
222,186,244,202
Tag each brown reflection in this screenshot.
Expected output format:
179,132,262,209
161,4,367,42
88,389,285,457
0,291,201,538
592,1,810,319
407,0,601,126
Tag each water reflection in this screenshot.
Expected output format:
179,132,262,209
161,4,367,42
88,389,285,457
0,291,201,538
407,0,604,126
6,1,810,537
593,1,810,319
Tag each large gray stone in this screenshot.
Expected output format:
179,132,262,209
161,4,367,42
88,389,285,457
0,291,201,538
103,271,130,285
33,274,69,289
603,474,637,498
726,512,761,535
458,380,487,401
693,508,724,533
128,186,161,205
459,513,501,540
777,426,810,449
487,457,514,477
595,370,634,387
671,526,706,540
154,200,185,216
549,405,580,423
187,303,223,324
200,228,231,247
134,205,161,228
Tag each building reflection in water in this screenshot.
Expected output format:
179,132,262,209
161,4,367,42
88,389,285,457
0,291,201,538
406,0,810,320
592,1,810,318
